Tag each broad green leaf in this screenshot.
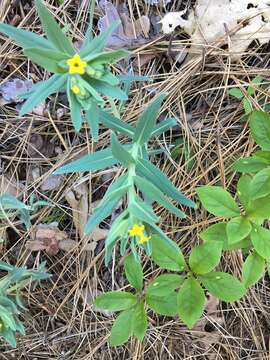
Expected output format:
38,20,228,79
199,223,227,246
151,117,177,137
200,272,246,301
250,168,270,200
85,49,129,64
233,156,270,173
20,74,68,116
197,186,240,217
136,158,195,208
132,302,147,341
250,225,270,261
249,110,270,150
147,274,184,297
124,253,143,291
86,102,99,141
23,48,68,73
242,251,265,288
151,235,186,272
110,132,135,167
134,175,186,218
226,217,252,245
67,83,83,132
254,150,270,162
94,291,137,311
189,242,222,275
228,87,244,99
80,20,121,57
134,94,166,145
35,0,74,54
177,277,205,329
237,175,252,208
128,198,159,224
0,195,29,210
247,194,270,220
146,292,178,316
54,148,118,174
0,23,56,50
84,196,122,235
110,308,134,346
100,111,134,138
90,78,128,100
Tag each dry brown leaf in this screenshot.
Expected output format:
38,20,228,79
0,175,24,197
26,222,69,255
41,174,64,192
27,133,55,158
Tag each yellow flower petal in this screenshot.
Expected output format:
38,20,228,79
67,54,87,75
128,224,145,237
138,235,151,244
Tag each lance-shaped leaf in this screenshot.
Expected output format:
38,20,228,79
136,158,195,208
54,148,118,174
67,83,83,132
111,132,135,167
128,197,159,224
151,117,177,137
35,0,74,55
86,102,100,141
133,94,166,145
0,195,29,210
84,49,129,64
90,79,128,101
0,23,56,50
80,20,121,57
100,111,134,138
23,48,69,73
134,175,186,218
19,74,68,116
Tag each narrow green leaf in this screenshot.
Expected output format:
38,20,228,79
146,292,178,316
189,242,222,275
197,186,240,217
147,274,184,297
110,308,134,346
124,253,143,291
94,291,137,311
134,94,166,145
86,102,100,141
80,20,121,57
129,198,159,224
250,168,270,200
242,251,265,288
134,175,186,218
35,0,74,54
67,83,83,132
151,235,186,272
250,225,270,261
54,148,118,174
237,175,252,208
249,110,270,150
0,22,55,50
243,98,252,115
0,195,29,210
110,132,135,167
200,272,246,301
85,49,129,64
24,48,68,73
100,111,134,137
177,277,205,329
136,158,195,208
89,78,128,100
19,74,68,116
151,118,177,137
226,217,252,245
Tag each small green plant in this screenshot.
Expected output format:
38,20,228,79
55,94,195,264
0,0,129,134
0,261,49,347
0,194,48,230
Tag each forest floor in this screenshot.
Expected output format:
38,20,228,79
1,0,270,359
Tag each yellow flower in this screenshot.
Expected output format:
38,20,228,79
128,224,145,237
67,54,87,75
138,235,151,244
71,85,81,94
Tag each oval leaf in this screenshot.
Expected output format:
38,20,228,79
242,251,265,288
189,242,222,275
147,274,184,297
95,291,137,311
226,217,252,245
